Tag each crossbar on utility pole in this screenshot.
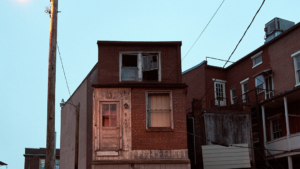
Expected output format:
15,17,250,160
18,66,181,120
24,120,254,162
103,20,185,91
45,0,58,169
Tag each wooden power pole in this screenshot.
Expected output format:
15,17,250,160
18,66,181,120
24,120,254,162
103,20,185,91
45,0,58,169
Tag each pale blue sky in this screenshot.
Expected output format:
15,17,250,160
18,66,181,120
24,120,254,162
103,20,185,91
1,0,299,168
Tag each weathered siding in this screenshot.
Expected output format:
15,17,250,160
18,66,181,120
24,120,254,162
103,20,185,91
87,65,98,169
93,88,132,161
203,113,252,159
60,79,87,169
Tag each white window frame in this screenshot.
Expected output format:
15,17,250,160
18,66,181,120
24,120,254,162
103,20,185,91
269,114,282,140
213,79,226,106
264,75,274,99
119,51,162,82
291,50,300,86
251,51,263,68
255,75,265,94
240,78,249,103
230,88,236,105
145,90,173,129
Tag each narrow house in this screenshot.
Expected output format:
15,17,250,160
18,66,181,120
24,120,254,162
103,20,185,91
60,41,190,169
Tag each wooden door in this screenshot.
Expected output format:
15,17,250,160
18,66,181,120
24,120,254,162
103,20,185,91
99,102,120,151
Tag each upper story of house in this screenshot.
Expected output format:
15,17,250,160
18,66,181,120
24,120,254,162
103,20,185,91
183,18,300,108
97,41,183,85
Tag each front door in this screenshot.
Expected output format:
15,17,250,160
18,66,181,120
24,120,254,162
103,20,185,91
99,102,120,151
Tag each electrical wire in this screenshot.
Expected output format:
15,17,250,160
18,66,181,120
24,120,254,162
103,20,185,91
57,42,73,104
181,0,225,61
200,0,265,101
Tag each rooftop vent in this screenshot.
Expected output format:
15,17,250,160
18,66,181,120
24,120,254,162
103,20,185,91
264,17,295,43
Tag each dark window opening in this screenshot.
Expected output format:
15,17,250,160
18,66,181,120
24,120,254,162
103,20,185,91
122,54,138,81
143,70,158,81
122,54,137,67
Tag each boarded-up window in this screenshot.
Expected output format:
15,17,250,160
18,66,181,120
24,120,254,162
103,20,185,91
147,94,171,127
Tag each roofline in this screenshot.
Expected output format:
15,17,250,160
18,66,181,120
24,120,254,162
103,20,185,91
182,61,206,74
97,41,182,46
226,21,300,69
64,62,98,104
183,21,300,73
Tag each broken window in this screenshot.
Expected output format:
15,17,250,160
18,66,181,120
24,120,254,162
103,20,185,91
142,53,158,81
121,54,138,81
120,52,160,82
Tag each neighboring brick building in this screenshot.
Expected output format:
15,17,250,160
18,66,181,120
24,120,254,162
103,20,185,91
183,18,300,168
23,148,60,169
60,41,190,169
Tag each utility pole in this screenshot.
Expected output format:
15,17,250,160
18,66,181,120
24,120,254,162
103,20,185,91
45,0,58,169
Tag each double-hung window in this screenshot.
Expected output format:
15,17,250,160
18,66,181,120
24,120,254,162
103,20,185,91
120,52,161,82
291,50,300,86
146,91,172,128
255,75,264,93
213,79,226,106
240,78,249,103
270,117,282,140
230,88,236,104
265,75,274,99
251,51,263,68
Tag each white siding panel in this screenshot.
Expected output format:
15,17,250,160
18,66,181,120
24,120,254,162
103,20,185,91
202,144,251,169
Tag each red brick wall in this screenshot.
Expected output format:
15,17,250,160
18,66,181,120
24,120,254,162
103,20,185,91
131,88,187,150
225,48,271,103
183,25,300,109
97,42,182,84
205,66,227,107
182,63,206,110
268,27,300,94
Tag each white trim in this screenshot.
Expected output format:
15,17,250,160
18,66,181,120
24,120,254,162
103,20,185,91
291,50,300,58
212,78,227,83
251,51,263,68
291,51,300,85
266,136,287,145
230,88,236,105
262,106,267,156
214,81,226,106
284,97,291,151
145,90,173,129
240,78,249,84
252,61,262,69
251,51,263,59
255,75,264,94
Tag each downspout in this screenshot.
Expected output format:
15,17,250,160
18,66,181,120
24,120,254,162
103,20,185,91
188,116,196,165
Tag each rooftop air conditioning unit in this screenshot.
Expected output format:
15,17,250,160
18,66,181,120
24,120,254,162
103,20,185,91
264,17,295,43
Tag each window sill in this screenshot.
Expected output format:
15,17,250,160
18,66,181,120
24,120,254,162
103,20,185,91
146,128,174,132
295,83,300,87
252,62,262,69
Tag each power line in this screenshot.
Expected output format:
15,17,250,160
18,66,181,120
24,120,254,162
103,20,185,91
181,0,225,61
200,0,265,101
57,42,73,103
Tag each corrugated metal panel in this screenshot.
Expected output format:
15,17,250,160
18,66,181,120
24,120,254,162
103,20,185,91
202,143,251,169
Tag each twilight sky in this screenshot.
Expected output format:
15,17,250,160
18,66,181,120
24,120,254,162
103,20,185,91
1,0,300,168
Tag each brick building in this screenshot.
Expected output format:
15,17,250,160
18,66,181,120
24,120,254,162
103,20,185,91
60,41,190,169
23,148,60,169
183,18,300,168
